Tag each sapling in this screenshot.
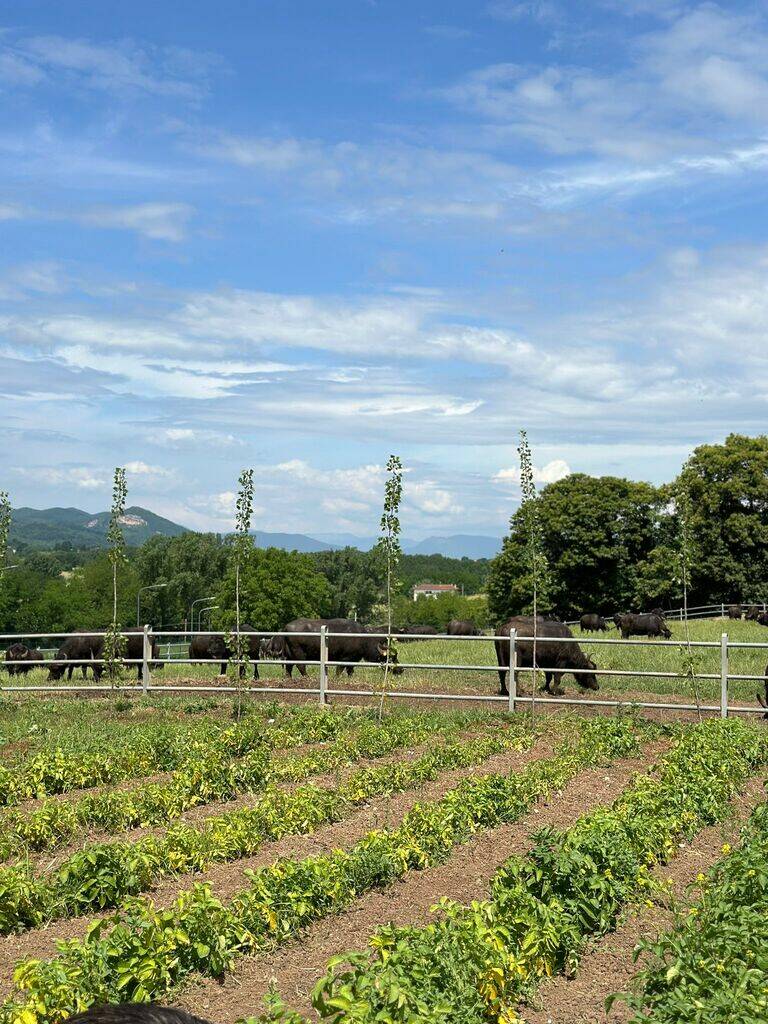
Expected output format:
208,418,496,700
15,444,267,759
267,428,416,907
228,469,254,719
517,431,550,721
675,468,702,719
103,468,128,684
375,455,403,722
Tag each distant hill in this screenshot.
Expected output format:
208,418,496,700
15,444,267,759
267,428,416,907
9,508,501,560
252,531,335,553
10,506,188,549
405,535,501,559
280,531,502,559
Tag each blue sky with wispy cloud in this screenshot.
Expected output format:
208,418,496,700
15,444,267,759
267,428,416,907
1,0,767,538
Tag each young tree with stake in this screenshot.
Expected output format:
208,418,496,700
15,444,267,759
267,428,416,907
375,455,403,720
229,469,255,718
103,468,128,683
517,431,550,720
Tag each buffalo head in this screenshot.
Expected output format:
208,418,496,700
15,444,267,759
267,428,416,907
579,655,599,691
377,641,404,675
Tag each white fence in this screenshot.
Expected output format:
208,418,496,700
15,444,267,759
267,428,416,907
1,626,767,719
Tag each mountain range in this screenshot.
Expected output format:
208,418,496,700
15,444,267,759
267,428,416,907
10,506,501,560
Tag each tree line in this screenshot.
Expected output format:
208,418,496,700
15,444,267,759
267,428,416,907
487,433,768,621
0,536,490,635
1,432,765,635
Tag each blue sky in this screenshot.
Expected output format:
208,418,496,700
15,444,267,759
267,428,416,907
2,0,767,538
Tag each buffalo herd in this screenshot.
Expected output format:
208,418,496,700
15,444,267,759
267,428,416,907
3,604,768,710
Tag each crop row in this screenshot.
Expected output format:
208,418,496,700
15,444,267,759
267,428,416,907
0,708,497,858
0,716,649,1023
0,703,359,806
290,719,768,1024
0,725,533,934
619,798,768,1023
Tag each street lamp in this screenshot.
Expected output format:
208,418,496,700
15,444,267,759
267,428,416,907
190,596,215,634
137,583,168,626
198,605,219,630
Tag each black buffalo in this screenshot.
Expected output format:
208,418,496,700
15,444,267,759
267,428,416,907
120,627,165,679
275,618,402,678
4,643,45,675
746,606,762,621
402,624,440,640
189,624,262,679
758,612,768,628
49,631,104,681
580,613,608,632
494,616,599,697
445,619,480,636
614,612,671,640
728,604,743,620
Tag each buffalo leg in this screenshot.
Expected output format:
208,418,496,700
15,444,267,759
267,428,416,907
498,667,508,695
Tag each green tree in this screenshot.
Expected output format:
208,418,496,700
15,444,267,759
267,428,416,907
215,547,331,632
487,473,664,622
676,433,768,604
632,545,682,608
311,547,380,620
135,533,228,626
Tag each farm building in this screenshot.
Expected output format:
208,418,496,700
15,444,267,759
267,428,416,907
412,582,459,601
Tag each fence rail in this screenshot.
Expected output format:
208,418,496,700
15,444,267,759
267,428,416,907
0,626,766,719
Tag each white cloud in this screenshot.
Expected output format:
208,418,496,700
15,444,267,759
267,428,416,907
124,460,172,478
79,203,193,241
6,35,220,100
494,459,571,486
14,465,106,490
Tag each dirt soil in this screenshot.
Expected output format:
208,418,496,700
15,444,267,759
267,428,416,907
175,739,671,1024
521,775,768,1024
0,731,555,998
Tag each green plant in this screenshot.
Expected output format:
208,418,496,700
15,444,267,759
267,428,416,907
618,799,768,1023
306,719,766,1024
0,718,649,1023
103,469,128,683
374,455,403,721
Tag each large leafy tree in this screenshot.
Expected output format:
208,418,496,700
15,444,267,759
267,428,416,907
676,434,768,604
215,546,331,631
134,533,229,626
311,547,380,621
487,473,664,621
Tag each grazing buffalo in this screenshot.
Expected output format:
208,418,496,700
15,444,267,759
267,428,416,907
494,616,599,697
728,604,743,620
445,619,480,636
746,606,762,621
119,627,165,680
277,618,402,678
49,631,104,681
614,612,671,640
189,624,262,679
402,624,440,640
4,643,45,675
758,612,768,628
580,613,608,632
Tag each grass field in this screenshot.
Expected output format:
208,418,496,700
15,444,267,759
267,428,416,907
3,616,767,707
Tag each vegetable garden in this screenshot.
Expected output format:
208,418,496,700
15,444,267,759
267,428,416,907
0,696,765,1024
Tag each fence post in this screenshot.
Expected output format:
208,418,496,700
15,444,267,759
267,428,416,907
319,625,327,706
508,629,517,714
720,632,728,719
142,624,151,696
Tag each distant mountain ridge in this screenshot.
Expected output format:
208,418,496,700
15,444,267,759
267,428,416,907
11,506,188,548
10,507,501,559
